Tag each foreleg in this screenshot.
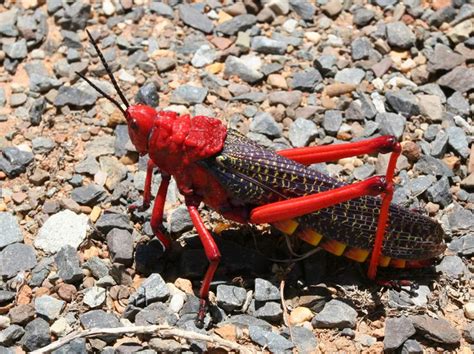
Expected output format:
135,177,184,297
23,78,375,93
185,195,221,327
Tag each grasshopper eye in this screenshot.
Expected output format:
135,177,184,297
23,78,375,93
130,119,139,130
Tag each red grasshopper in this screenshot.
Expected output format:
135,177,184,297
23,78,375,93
77,30,446,325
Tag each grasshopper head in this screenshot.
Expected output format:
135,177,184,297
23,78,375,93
125,105,157,155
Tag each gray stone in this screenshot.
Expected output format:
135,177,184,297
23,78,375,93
358,91,377,119
135,82,159,107
129,274,170,307
9,93,27,107
169,205,193,233
249,326,293,351
314,55,337,76
290,68,322,91
0,147,34,178
335,68,365,85
411,315,460,345
150,2,173,18
268,91,301,107
353,8,375,26
79,310,121,343
96,212,132,234
83,256,109,279
414,155,453,177
409,175,436,196
353,164,375,180
4,39,27,60
54,86,97,108
99,156,127,190
21,318,50,352
75,155,100,175
431,131,448,158
224,56,263,84
106,229,134,265
0,290,15,304
351,37,373,60
191,45,217,68
447,92,470,116
156,57,176,73
29,97,47,126
250,112,282,137
224,314,273,330
178,5,213,33
428,6,456,27
418,95,443,122
438,67,474,93
83,287,106,308
32,137,55,154
171,85,208,105
426,176,452,207
289,0,316,20
51,338,87,354
436,255,467,278
386,22,416,49
463,323,474,344
448,204,474,232
0,324,24,346
251,37,287,55
217,14,257,36
254,278,280,301
375,112,406,140
283,326,317,353
55,245,83,283
35,210,89,254
29,258,53,288
85,136,115,158
0,243,37,278
35,295,65,321
312,299,357,329
0,9,18,36
0,213,23,249
252,301,283,322
289,118,318,147
323,110,343,136
401,339,423,353
135,302,178,327
386,90,419,117
216,285,247,311
384,317,416,351
70,184,106,206
427,44,465,73
447,126,470,158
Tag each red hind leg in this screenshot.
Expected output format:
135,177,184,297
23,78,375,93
278,135,399,165
185,195,221,327
268,136,401,279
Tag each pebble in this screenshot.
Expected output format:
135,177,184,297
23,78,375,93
0,243,37,278
249,326,293,352
0,213,23,249
9,304,35,325
171,85,208,105
437,66,474,93
353,8,375,26
426,176,452,207
251,301,283,322
250,112,282,138
224,56,263,83
216,285,247,311
291,68,322,91
375,112,406,140
251,36,287,55
436,255,467,278
323,110,343,136
0,325,24,347
79,310,121,342
55,245,83,284
21,318,51,352
384,316,416,351
418,95,443,122
386,22,416,49
289,0,315,20
35,210,89,254
83,287,106,308
106,229,134,265
95,212,132,234
216,14,257,36
334,68,365,85
464,303,474,320
70,184,106,206
53,86,97,108
135,82,159,108
0,147,34,178
4,39,27,60
411,315,460,345
252,278,279,302
289,306,313,325
463,323,474,344
386,89,420,117
268,91,301,107
289,118,317,147
401,339,423,353
191,45,217,68
168,205,193,233
312,299,358,329
447,126,470,158
34,295,65,321
129,274,170,307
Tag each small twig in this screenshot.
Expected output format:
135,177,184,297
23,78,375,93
31,324,255,354
280,280,294,345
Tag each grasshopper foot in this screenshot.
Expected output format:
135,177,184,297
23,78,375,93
195,299,208,329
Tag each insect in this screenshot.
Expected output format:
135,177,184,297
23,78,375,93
77,30,446,325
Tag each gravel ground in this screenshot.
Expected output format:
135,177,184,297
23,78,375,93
0,0,473,352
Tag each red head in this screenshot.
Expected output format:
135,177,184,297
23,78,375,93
125,105,158,155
